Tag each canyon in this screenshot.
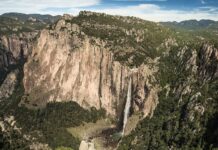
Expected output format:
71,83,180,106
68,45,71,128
22,15,159,120
0,12,217,150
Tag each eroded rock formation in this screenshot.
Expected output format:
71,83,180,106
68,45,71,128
23,18,159,118
0,69,18,100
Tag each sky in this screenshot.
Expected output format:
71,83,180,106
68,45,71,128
0,0,218,22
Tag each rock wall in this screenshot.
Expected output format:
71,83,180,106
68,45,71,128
23,19,158,118
0,33,36,62
198,43,218,81
0,69,18,100
0,33,36,83
1,35,29,60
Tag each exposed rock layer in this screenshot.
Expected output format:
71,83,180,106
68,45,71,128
23,19,158,117
0,69,18,100
0,33,36,85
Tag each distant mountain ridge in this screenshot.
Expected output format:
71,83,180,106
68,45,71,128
1,12,218,30
1,12,61,23
161,19,218,30
0,13,61,35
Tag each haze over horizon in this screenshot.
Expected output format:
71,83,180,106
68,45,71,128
0,0,218,22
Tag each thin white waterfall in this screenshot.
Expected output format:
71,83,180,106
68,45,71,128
122,77,132,135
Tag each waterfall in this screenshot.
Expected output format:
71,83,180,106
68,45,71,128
122,77,132,135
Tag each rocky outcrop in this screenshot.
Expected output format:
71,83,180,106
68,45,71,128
23,18,158,118
0,46,15,70
0,32,36,62
198,43,218,81
0,34,31,60
79,140,96,150
174,43,218,103
0,44,16,84
0,33,36,100
0,33,36,85
0,69,18,100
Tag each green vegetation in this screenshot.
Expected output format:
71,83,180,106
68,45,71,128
67,12,218,68
1,13,60,23
161,19,217,30
69,11,173,66
0,16,44,35
67,119,113,140
0,67,106,149
14,101,105,149
0,13,59,35
118,42,218,149
1,12,218,150
0,126,29,150
161,20,218,47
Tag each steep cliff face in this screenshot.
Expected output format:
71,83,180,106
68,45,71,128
0,33,35,78
23,17,158,118
1,12,218,150
0,33,36,100
0,33,36,62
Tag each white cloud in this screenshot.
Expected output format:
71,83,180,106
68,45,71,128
0,0,217,21
201,0,206,4
0,0,100,14
85,4,218,22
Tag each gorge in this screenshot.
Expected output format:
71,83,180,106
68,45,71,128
0,11,218,150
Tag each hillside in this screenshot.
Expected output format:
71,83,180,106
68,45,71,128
0,13,60,35
161,19,217,29
161,20,218,46
2,13,60,23
0,12,218,150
